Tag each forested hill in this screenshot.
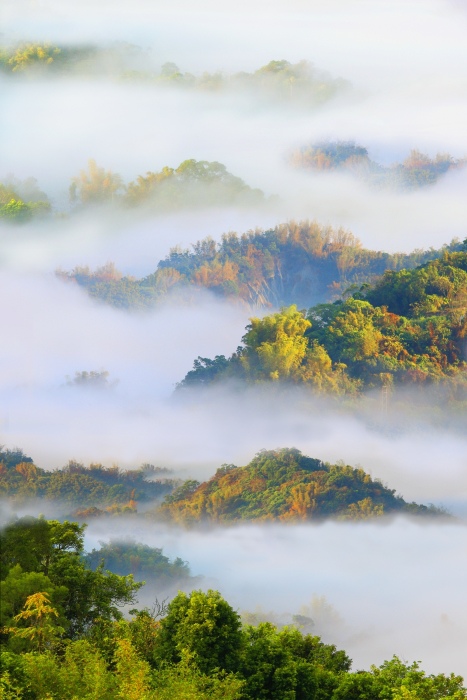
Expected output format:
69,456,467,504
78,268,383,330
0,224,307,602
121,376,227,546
60,221,463,310
291,140,467,190
178,250,467,396
0,447,175,517
0,45,349,105
0,158,265,223
157,448,444,526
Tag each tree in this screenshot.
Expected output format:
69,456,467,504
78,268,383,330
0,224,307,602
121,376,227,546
3,593,64,652
1,517,142,638
241,305,311,381
0,566,68,647
155,589,243,673
0,199,32,222
69,159,124,205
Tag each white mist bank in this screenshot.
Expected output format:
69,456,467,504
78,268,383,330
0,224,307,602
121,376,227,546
83,517,467,678
2,0,467,253
0,244,466,523
0,270,466,509
2,75,466,251
3,0,467,88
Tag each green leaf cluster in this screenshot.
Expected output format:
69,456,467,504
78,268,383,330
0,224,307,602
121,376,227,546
0,179,50,224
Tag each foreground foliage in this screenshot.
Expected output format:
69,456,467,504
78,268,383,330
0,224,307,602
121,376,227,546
0,557,465,700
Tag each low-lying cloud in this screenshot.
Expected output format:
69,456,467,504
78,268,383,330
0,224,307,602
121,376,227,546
81,517,467,678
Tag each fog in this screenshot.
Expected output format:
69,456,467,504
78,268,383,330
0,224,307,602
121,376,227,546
3,0,467,86
1,266,466,512
1,76,467,249
2,0,467,682
81,517,467,678
2,1,467,250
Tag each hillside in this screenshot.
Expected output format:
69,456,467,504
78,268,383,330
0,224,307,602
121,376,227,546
178,250,467,395
0,447,175,516
0,45,349,105
0,158,264,224
291,140,467,190
157,448,443,525
60,221,463,310
83,540,194,588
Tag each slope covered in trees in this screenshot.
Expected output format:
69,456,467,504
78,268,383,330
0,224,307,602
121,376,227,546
0,445,446,525
0,158,264,223
0,44,349,105
1,525,465,699
0,447,175,516
60,221,463,310
69,158,265,210
84,541,192,587
178,250,467,395
157,448,444,526
291,140,467,190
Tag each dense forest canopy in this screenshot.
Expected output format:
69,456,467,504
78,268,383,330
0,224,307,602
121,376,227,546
59,220,465,310
0,445,447,525
178,250,467,397
291,140,467,190
157,447,445,526
0,446,175,517
1,517,465,698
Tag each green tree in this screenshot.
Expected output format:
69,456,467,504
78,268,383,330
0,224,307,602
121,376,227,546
1,517,142,638
0,199,32,222
241,305,311,381
155,589,243,674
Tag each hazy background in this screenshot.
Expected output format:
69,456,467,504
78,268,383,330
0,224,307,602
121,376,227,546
2,0,467,250
1,0,466,680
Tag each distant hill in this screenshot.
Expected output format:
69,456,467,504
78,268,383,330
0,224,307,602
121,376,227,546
0,447,175,515
1,158,264,223
0,45,350,105
290,140,467,190
157,448,445,525
59,220,463,310
83,540,196,589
